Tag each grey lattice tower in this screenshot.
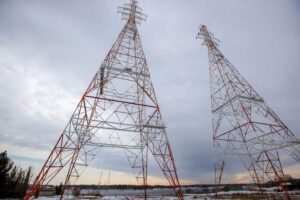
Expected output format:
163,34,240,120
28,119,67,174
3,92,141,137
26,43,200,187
25,1,183,199
197,25,300,199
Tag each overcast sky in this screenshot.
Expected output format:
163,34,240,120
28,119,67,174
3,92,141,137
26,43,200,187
0,0,299,185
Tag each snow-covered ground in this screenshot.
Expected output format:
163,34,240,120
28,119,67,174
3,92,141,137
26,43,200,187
35,189,300,200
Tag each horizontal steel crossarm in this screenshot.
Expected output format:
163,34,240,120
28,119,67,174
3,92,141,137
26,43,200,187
85,142,140,149
98,92,137,102
225,147,287,156
71,122,166,134
108,52,146,64
85,95,157,108
70,119,166,132
142,124,166,129
288,139,300,144
215,123,291,143
219,141,299,155
237,95,264,103
254,144,300,153
106,75,139,82
71,123,139,133
212,94,264,113
104,65,150,78
71,118,138,128
215,138,249,143
223,152,254,156
104,70,146,82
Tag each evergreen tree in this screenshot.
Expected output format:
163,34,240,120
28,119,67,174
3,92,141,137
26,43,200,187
21,167,32,197
0,151,32,198
0,151,14,198
7,166,19,197
15,168,25,197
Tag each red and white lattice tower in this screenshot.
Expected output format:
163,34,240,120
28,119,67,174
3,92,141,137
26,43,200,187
197,25,300,199
25,1,183,199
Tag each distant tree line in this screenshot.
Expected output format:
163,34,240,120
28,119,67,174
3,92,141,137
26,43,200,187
55,183,63,195
73,184,177,190
0,151,32,198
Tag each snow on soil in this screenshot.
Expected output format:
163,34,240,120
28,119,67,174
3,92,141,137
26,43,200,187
35,190,300,200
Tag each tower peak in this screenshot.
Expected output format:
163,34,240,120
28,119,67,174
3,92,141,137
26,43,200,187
197,25,220,47
118,0,147,25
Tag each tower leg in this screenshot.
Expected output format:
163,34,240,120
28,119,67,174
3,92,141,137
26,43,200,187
213,139,226,196
60,148,81,200
214,159,224,195
141,135,148,200
147,129,184,200
244,157,265,194
24,133,76,200
264,151,290,200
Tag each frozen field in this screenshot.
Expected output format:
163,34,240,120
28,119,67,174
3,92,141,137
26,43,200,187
35,189,300,200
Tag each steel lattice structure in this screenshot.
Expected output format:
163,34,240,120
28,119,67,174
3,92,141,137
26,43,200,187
25,1,183,199
197,25,300,199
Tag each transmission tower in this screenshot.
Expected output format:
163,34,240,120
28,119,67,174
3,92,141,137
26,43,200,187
197,25,300,199
25,1,183,199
